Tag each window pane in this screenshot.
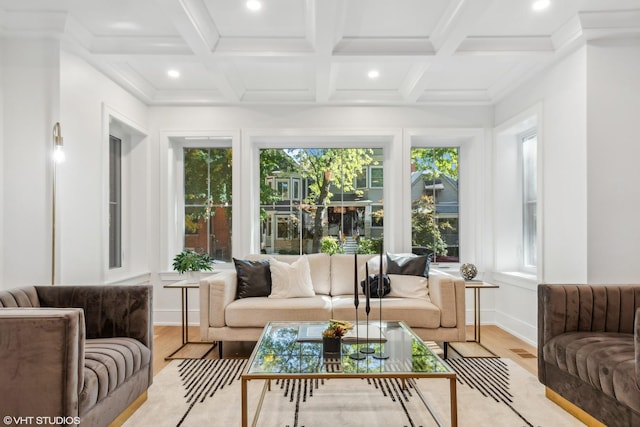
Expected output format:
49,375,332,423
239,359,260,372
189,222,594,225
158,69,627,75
370,167,383,188
522,134,537,268
109,136,122,269
410,147,459,263
259,148,382,255
183,147,232,261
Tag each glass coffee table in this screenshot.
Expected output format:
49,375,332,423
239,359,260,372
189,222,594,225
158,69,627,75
241,321,457,427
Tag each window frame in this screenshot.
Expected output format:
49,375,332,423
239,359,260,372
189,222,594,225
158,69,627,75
244,131,402,256
162,131,239,271
108,135,122,269
407,129,483,269
520,130,538,272
103,107,148,284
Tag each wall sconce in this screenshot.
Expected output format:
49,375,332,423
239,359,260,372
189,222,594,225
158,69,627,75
52,122,64,285
53,122,65,163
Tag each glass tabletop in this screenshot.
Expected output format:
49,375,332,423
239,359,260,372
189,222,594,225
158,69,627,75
245,321,452,376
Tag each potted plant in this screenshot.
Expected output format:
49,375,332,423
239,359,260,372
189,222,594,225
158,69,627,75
172,249,213,283
321,320,353,358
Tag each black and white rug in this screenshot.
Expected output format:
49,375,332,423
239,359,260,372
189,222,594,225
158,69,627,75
124,358,583,426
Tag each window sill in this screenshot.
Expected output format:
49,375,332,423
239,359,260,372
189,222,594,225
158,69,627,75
483,271,538,291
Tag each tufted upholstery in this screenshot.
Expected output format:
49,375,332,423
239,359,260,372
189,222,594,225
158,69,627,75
0,285,152,427
539,284,640,427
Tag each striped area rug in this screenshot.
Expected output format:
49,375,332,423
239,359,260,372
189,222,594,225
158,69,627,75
124,357,583,427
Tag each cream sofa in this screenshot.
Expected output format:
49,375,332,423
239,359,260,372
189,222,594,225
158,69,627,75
200,253,465,357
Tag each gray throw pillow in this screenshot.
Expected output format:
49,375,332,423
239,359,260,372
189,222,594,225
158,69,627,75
386,252,429,277
233,258,272,298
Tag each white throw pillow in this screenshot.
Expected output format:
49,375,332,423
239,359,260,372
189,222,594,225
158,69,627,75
269,256,316,298
387,274,429,299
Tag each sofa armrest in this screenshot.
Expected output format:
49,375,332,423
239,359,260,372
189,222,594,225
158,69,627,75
0,308,84,418
428,271,466,340
200,270,238,333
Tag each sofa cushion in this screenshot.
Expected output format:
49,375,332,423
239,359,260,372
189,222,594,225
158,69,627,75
331,254,377,296
79,337,151,416
233,258,272,299
387,274,428,299
225,295,332,327
331,296,441,329
247,253,331,295
544,331,640,413
269,256,315,298
386,252,429,277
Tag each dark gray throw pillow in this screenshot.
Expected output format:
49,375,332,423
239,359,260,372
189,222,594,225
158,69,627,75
233,258,272,298
386,252,429,277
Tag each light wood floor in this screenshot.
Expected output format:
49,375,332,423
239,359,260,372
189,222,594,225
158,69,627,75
153,325,538,377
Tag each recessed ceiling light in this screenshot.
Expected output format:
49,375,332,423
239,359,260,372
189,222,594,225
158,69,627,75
167,69,180,78
532,0,550,11
246,0,262,11
368,69,380,79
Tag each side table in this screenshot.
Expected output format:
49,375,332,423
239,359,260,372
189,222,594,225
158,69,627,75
465,280,499,356
163,280,217,360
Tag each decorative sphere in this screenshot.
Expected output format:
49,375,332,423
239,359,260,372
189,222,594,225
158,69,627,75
460,263,478,280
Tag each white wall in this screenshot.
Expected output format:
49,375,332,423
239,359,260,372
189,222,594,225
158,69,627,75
586,41,640,283
492,46,588,344
1,39,61,287
58,51,150,285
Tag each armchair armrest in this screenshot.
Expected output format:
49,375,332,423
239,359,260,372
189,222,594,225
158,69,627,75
200,270,238,333
0,308,84,418
635,307,640,388
34,285,153,350
428,270,466,340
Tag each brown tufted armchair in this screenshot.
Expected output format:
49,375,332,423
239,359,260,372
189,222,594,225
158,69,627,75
538,284,640,427
0,285,153,427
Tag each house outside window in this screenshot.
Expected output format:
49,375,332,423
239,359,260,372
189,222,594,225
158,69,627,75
259,148,383,255
183,147,232,261
410,147,460,262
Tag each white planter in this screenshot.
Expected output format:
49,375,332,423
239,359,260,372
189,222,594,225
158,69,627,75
186,271,200,284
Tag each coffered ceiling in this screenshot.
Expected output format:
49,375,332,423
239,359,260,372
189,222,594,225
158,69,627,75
1,0,639,106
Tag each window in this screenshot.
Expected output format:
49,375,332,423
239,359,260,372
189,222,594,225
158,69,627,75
410,147,460,262
259,148,382,255
183,147,232,261
522,133,537,268
109,136,122,269
370,166,383,188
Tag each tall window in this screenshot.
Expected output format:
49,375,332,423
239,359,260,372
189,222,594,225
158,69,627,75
259,148,383,255
183,147,232,261
522,133,537,268
109,136,122,269
410,147,460,262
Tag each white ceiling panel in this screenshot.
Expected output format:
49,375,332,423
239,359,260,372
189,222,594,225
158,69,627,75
204,0,307,38
334,62,411,91
124,59,219,90
2,0,639,105
67,0,180,37
231,60,311,91
422,56,519,91
342,0,449,38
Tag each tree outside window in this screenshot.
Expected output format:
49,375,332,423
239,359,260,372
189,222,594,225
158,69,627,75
410,147,459,262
